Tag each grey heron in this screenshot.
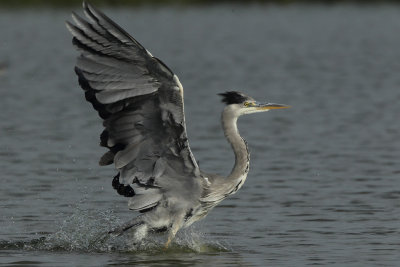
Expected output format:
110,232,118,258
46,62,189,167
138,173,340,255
66,2,289,248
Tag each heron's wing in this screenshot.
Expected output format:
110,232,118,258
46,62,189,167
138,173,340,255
66,2,200,210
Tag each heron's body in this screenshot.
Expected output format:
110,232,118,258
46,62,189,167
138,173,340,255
66,2,289,247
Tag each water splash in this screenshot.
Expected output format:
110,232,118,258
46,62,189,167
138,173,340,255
25,209,123,252
1,208,228,253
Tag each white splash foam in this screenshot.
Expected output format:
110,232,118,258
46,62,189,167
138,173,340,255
19,208,229,253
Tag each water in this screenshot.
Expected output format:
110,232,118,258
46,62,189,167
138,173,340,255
1,3,400,266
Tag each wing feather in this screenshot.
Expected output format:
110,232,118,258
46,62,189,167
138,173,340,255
96,87,158,104
114,141,144,169
67,2,200,212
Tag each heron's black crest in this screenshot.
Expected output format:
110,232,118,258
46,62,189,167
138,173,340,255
219,91,248,105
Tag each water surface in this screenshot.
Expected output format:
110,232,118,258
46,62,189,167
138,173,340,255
1,4,400,266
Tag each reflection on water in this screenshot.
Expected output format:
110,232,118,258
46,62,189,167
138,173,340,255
0,3,400,266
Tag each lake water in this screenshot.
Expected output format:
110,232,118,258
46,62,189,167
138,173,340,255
1,3,400,266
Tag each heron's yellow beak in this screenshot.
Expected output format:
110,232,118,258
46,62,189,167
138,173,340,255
255,103,291,110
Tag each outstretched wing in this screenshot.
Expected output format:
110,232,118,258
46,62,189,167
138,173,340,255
66,2,200,211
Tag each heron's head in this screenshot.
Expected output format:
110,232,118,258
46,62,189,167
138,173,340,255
219,91,290,116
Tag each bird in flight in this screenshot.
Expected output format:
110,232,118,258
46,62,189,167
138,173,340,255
66,1,289,248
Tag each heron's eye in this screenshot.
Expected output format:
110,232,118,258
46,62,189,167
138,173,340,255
244,102,253,107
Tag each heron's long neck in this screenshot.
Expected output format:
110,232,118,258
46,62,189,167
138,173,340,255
222,108,250,182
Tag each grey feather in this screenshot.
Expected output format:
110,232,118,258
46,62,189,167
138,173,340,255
89,79,157,90
77,71,143,83
76,57,133,76
84,2,144,48
128,192,162,211
99,150,115,166
108,132,143,147
76,55,145,74
96,87,158,104
67,3,199,180
114,140,144,169
152,157,166,179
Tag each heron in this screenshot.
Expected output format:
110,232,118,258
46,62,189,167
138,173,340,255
66,2,289,248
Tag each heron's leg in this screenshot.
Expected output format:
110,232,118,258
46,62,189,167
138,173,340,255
164,229,177,249
109,216,143,236
164,218,184,249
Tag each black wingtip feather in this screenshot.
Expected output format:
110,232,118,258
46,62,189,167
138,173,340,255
110,143,126,153
112,173,135,197
75,66,112,119
100,130,109,147
75,67,91,91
